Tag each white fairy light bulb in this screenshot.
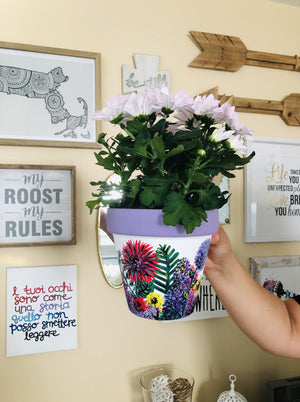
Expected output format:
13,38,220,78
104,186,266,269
217,374,248,402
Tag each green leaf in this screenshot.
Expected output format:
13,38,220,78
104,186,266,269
195,182,229,210
86,199,101,214
94,154,115,170
165,144,185,159
125,119,146,136
136,281,154,298
139,177,170,208
111,113,124,124
153,244,180,293
151,136,165,158
97,132,107,144
190,172,207,185
162,192,203,234
128,179,141,200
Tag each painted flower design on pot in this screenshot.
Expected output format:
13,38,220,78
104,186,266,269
121,239,158,283
119,238,211,320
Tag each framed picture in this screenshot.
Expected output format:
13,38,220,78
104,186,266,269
0,164,76,246
250,256,300,300
244,136,300,242
6,264,77,356
0,41,101,148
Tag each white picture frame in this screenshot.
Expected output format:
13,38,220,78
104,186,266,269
250,256,300,300
6,264,77,356
0,41,101,148
244,136,300,242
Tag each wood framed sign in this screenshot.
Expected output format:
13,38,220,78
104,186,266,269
0,41,101,148
0,165,76,246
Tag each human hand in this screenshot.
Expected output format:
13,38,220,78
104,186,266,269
204,224,233,274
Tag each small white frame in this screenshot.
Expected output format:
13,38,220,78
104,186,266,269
250,255,300,300
244,136,300,242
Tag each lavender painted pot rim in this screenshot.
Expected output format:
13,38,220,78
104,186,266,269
107,208,219,237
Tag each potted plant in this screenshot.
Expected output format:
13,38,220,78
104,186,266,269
87,87,254,320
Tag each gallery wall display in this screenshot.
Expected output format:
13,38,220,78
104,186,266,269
200,86,300,127
0,41,101,148
6,264,77,356
244,137,300,242
0,164,76,246
189,31,300,73
250,256,300,300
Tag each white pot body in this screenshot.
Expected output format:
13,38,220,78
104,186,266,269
107,209,218,321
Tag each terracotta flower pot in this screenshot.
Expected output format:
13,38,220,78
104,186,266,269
107,208,218,320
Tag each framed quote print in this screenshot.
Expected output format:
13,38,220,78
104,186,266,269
6,264,77,356
0,41,101,148
0,164,76,246
244,136,300,242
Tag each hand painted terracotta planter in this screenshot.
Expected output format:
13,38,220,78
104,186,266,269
107,208,218,321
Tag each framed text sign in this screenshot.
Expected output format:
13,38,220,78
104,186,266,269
0,164,76,246
6,265,77,356
244,137,300,242
0,41,101,148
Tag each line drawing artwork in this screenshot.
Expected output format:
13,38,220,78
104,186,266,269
0,64,90,139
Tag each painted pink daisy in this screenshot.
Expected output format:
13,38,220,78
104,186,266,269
122,240,158,283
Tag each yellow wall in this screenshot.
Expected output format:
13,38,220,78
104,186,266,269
1,0,300,401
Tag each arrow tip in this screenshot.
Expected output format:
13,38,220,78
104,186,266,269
189,31,247,71
199,87,219,98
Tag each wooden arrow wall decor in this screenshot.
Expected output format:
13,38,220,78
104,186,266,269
200,87,300,126
190,31,300,72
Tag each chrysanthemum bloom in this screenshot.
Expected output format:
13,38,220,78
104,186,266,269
123,91,162,118
153,86,194,111
210,126,235,142
192,93,220,117
93,93,129,121
122,240,158,283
